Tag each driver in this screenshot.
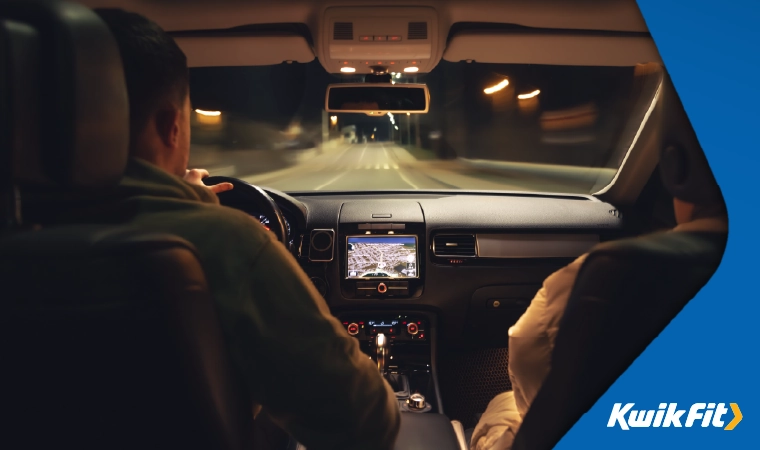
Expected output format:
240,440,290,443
64,9,401,450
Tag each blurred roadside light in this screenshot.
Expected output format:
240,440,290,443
340,67,356,73
406,112,410,116
403,67,418,73
518,89,540,100
394,126,398,130
484,79,509,95
330,116,338,126
396,73,402,79
195,109,222,126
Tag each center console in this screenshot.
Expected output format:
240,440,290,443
334,311,465,450
302,201,463,449
334,202,440,412
338,312,440,414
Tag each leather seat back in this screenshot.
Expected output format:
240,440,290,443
0,2,251,448
0,226,251,450
512,230,726,450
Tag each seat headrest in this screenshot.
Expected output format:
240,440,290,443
0,0,129,189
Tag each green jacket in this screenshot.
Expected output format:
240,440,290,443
63,158,400,449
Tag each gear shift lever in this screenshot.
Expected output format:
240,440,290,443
376,333,388,373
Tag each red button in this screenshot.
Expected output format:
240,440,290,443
407,323,419,335
347,323,359,336
359,36,372,41
389,35,402,41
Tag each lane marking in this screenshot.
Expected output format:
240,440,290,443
330,143,356,166
396,168,419,189
383,164,389,170
314,171,348,190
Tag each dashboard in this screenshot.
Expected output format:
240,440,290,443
215,187,305,252
220,188,626,349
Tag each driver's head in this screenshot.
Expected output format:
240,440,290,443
95,9,191,177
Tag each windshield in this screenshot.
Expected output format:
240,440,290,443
189,60,661,194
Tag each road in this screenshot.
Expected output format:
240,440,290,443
240,142,446,191
237,141,601,192
193,141,607,193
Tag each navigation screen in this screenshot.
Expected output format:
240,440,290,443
346,236,417,279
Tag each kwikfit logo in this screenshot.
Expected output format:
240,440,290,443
607,403,742,430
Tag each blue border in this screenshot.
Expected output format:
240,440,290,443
558,1,759,448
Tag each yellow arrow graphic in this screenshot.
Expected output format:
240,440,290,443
724,403,742,430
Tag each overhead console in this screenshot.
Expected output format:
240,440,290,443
319,6,443,74
338,200,425,299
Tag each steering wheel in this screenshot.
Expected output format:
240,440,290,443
203,176,289,243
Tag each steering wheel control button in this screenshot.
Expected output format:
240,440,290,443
377,283,388,294
407,323,419,335
347,323,360,336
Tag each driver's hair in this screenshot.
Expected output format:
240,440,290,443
95,8,189,153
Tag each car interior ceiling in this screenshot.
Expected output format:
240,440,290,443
0,1,725,450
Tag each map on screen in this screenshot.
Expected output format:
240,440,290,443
346,236,417,278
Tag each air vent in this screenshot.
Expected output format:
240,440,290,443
433,234,476,257
333,22,354,40
309,229,335,262
408,21,428,40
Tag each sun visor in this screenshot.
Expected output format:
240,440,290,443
443,31,662,66
175,35,315,67
319,6,442,74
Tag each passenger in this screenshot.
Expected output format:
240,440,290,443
74,9,399,450
469,179,727,449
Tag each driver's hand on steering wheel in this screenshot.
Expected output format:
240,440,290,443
184,168,234,194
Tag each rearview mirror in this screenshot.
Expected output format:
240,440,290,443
325,83,429,114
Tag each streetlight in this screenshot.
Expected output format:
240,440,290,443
195,109,221,116
484,79,509,94
517,89,540,99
